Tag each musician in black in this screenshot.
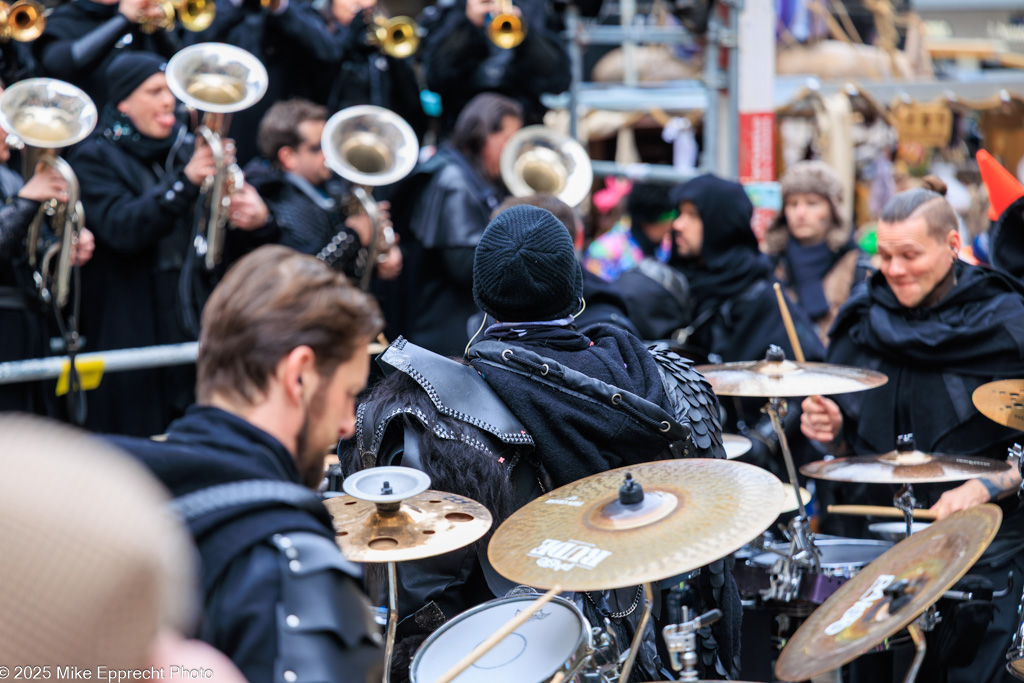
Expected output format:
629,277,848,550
398,92,521,357
802,188,1024,683
68,51,269,436
109,245,385,683
33,0,179,110
245,98,401,282
0,145,94,414
418,0,570,137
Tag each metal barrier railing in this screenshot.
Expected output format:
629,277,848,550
0,342,200,385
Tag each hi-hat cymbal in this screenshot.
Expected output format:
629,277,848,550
800,451,1010,484
325,490,493,562
695,359,887,398
780,484,811,514
775,504,1002,682
723,433,753,459
487,459,785,591
972,379,1024,429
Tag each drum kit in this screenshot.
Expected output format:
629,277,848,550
323,354,1024,683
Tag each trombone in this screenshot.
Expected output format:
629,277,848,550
140,0,216,34
367,13,419,59
499,125,594,208
488,0,524,49
0,78,98,308
0,0,45,42
165,43,269,271
320,104,419,290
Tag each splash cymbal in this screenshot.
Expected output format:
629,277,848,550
695,359,887,398
972,379,1024,429
487,459,785,591
723,434,753,459
325,490,493,563
775,505,1002,682
800,451,1010,484
780,484,811,514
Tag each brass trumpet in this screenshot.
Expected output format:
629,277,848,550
488,0,524,49
166,43,269,270
0,79,97,308
0,0,45,43
367,13,419,59
139,0,215,33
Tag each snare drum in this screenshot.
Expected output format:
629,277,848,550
410,594,592,683
734,537,893,604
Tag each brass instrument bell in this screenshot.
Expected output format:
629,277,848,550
0,0,45,43
488,0,524,49
499,125,594,208
368,13,419,59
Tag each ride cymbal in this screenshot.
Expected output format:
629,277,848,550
800,451,1010,484
696,359,887,398
775,505,1002,682
723,433,753,459
325,490,493,562
487,459,784,591
972,379,1024,429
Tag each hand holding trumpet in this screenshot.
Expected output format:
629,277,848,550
184,136,221,187
121,0,167,24
18,161,68,204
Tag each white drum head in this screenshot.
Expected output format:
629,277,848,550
411,595,586,683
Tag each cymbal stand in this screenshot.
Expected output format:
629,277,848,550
894,484,917,540
586,618,622,682
617,582,655,683
662,606,723,682
384,561,398,683
762,396,821,601
880,578,929,683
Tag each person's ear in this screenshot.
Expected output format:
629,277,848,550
277,145,297,172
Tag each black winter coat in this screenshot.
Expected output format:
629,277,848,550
69,129,201,436
33,0,178,110
419,0,570,136
110,406,383,683
0,166,51,414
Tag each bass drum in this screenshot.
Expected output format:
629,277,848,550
410,594,591,683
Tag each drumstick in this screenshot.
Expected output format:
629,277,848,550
433,585,563,683
773,283,806,363
827,504,939,521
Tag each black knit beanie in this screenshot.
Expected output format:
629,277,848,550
106,52,167,106
473,205,584,322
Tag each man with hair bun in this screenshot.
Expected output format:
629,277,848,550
110,245,385,683
802,187,1024,682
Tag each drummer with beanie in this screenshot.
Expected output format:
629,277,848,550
464,204,738,679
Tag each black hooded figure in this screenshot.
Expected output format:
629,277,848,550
465,204,741,680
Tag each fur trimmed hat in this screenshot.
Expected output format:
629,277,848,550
767,160,848,254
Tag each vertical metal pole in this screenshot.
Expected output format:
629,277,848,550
384,561,398,683
618,582,655,683
621,0,637,86
567,5,582,141
725,0,742,178
701,18,720,174
904,621,927,683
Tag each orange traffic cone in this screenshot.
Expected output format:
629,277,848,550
977,149,1024,222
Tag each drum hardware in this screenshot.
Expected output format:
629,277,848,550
662,587,723,682
775,505,1002,683
487,460,784,683
499,125,594,208
324,466,493,683
165,43,269,271
320,104,418,290
0,79,97,310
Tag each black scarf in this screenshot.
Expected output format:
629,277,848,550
784,239,835,319
835,261,1024,377
100,103,182,168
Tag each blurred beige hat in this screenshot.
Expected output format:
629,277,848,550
0,415,196,668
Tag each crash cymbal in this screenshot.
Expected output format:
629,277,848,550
775,504,1002,682
800,451,1010,484
325,490,493,563
780,484,811,514
487,459,785,591
723,433,753,459
972,379,1024,429
695,359,887,398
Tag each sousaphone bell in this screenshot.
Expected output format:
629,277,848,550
500,124,594,208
